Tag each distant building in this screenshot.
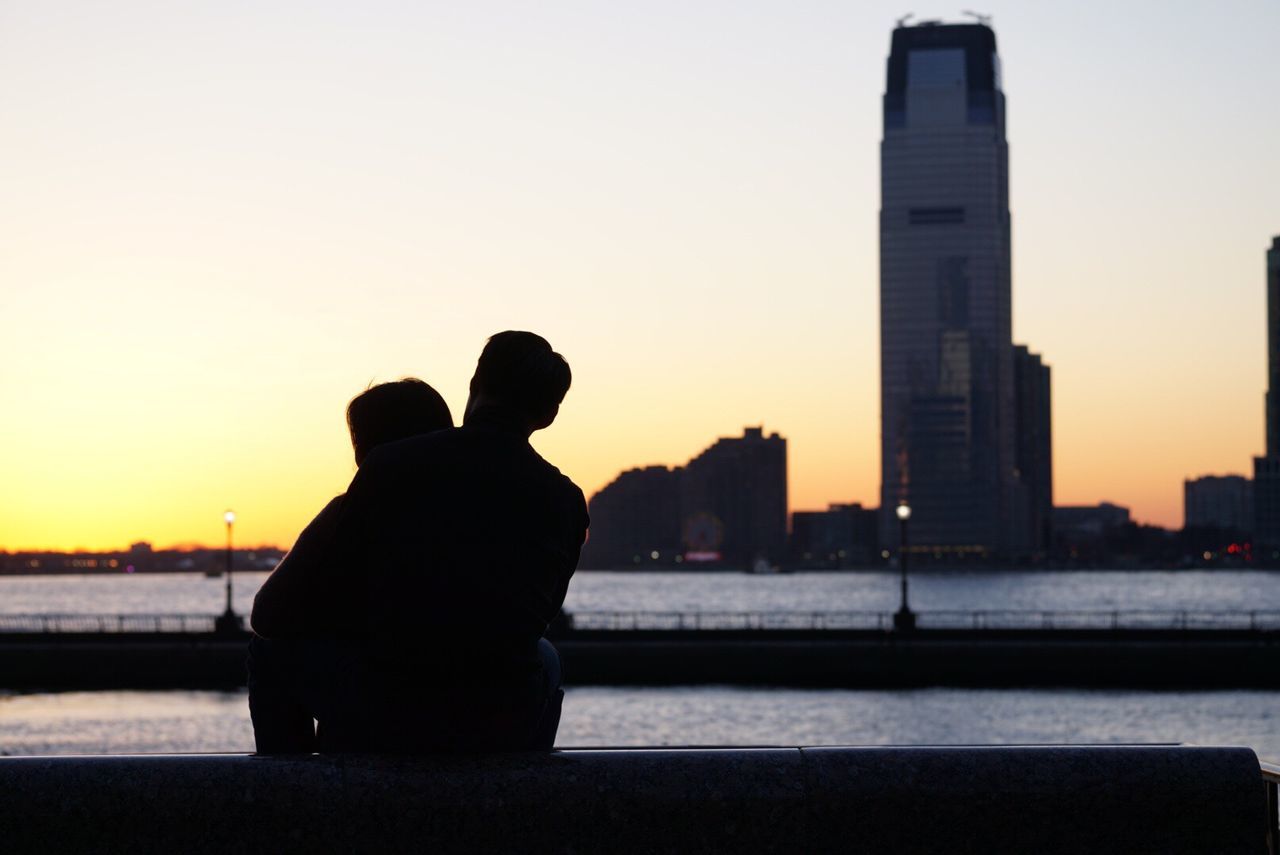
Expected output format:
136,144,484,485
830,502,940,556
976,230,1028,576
1053,503,1130,540
1254,236,1280,557
1184,475,1252,534
582,427,788,570
580,466,682,569
877,20,1049,559
1255,459,1280,556
682,427,788,568
1013,345,1053,553
790,503,879,568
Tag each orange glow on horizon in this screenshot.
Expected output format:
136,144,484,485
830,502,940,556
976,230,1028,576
2,2,1275,551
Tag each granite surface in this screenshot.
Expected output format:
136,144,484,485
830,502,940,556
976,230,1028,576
0,746,1265,853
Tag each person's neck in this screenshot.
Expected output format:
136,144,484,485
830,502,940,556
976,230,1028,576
464,404,533,439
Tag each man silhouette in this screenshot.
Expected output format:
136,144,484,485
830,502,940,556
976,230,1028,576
253,331,588,753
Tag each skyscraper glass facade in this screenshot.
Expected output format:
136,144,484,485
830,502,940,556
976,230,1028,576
1253,237,1280,557
879,22,1016,555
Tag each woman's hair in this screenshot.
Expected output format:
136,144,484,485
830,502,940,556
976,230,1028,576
346,378,453,466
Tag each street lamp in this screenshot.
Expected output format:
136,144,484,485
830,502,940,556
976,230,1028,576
894,503,916,631
216,509,242,633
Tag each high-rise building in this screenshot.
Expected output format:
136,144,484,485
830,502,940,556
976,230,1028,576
682,427,788,569
1266,237,1280,458
580,427,789,570
879,21,1017,556
579,466,682,569
1013,345,1053,552
1184,475,1252,534
1253,237,1280,556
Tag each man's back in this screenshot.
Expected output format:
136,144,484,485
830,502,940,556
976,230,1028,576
337,406,588,686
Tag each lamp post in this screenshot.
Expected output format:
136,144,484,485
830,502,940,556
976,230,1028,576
216,510,242,633
894,503,916,631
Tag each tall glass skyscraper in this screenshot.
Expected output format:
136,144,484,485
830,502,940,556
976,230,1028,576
1264,236,1280,459
1252,236,1280,558
879,21,1017,556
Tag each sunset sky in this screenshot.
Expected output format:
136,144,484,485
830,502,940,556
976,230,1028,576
2,1,1277,550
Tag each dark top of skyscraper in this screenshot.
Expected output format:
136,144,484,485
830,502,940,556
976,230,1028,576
885,23,1002,130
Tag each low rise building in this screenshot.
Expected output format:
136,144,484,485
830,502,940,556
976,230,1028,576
1184,475,1252,534
790,503,879,568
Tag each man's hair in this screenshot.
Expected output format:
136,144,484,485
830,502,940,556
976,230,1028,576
471,331,572,419
346,378,453,466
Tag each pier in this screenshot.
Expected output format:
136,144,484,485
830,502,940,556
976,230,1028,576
1,609,1278,690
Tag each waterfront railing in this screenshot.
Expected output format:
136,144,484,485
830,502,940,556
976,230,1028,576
3,609,1280,634
563,609,1280,631
0,614,218,633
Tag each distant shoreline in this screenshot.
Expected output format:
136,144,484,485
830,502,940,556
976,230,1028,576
4,565,1275,579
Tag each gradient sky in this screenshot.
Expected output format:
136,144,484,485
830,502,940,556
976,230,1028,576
2,1,1277,550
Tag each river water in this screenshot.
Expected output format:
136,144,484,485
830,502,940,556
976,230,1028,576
1,570,1278,757
3,568,1280,615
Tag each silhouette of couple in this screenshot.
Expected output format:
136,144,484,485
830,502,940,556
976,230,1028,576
249,331,589,753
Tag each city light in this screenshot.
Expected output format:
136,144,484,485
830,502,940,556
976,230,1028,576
895,502,915,631
217,509,241,633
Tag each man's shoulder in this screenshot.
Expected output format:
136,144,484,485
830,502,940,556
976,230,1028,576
362,426,584,508
518,440,581,490
526,450,588,523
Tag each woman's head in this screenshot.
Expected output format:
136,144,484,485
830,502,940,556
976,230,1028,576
346,378,453,466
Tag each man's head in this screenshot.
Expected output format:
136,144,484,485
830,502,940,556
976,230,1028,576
466,331,571,433
347,378,453,466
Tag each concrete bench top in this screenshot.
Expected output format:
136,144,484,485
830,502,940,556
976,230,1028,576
0,745,1266,854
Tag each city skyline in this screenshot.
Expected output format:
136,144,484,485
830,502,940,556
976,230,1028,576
3,2,1278,550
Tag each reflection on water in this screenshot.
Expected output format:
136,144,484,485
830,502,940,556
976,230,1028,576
2,688,1278,758
2,569,1280,616
564,688,1280,756
0,691,250,755
1,571,1277,757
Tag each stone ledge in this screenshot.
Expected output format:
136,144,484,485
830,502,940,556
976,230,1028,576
0,745,1265,853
